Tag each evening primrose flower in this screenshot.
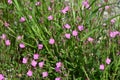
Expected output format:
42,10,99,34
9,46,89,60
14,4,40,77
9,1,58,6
110,31,119,38
65,33,71,39
33,53,39,60
19,43,25,48
48,15,53,20
17,35,23,40
105,6,110,10
4,21,9,27
19,17,26,22
27,70,33,77
38,61,44,68
31,60,37,67
56,62,62,68
8,0,12,4
42,72,48,78
99,64,104,70
38,44,43,50
1,34,6,40
106,58,111,64
22,57,28,64
55,77,61,80
5,40,11,46
63,6,69,11
61,9,67,14
49,38,55,45
78,25,84,31
0,74,4,80
48,6,52,11
72,30,78,36
35,1,41,6
110,19,115,24
61,6,70,14
82,0,90,8
64,24,71,29
88,37,94,42
55,67,61,72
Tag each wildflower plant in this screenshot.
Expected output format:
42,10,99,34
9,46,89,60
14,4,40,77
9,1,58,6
0,0,120,80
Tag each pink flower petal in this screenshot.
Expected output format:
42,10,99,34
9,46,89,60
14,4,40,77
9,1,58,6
99,64,104,70
5,40,11,46
42,72,48,78
33,53,39,60
31,60,37,67
39,61,44,68
49,38,55,45
106,58,111,64
72,30,78,36
27,70,33,77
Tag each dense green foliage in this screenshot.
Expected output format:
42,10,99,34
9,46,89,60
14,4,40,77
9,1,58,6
0,0,120,80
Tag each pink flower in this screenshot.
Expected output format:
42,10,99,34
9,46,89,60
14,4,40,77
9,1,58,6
99,64,104,70
110,31,119,38
17,35,23,40
85,4,90,8
106,58,111,64
1,34,6,40
88,37,94,42
82,0,90,8
55,67,61,72
78,25,84,31
64,6,70,11
19,43,25,48
105,6,110,10
35,2,41,6
61,6,70,14
72,30,78,36
22,57,28,64
31,60,37,67
8,0,12,4
19,17,26,22
48,15,53,20
38,44,43,50
5,40,11,46
0,74,4,80
55,77,61,80
110,19,115,24
4,21,9,27
65,33,71,39
114,31,119,36
38,61,44,68
61,9,67,14
27,70,33,77
33,53,39,60
64,24,71,29
49,38,55,45
56,62,62,68
48,6,52,11
110,32,116,38
42,72,48,78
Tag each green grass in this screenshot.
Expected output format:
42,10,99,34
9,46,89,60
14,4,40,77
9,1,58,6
0,0,120,80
